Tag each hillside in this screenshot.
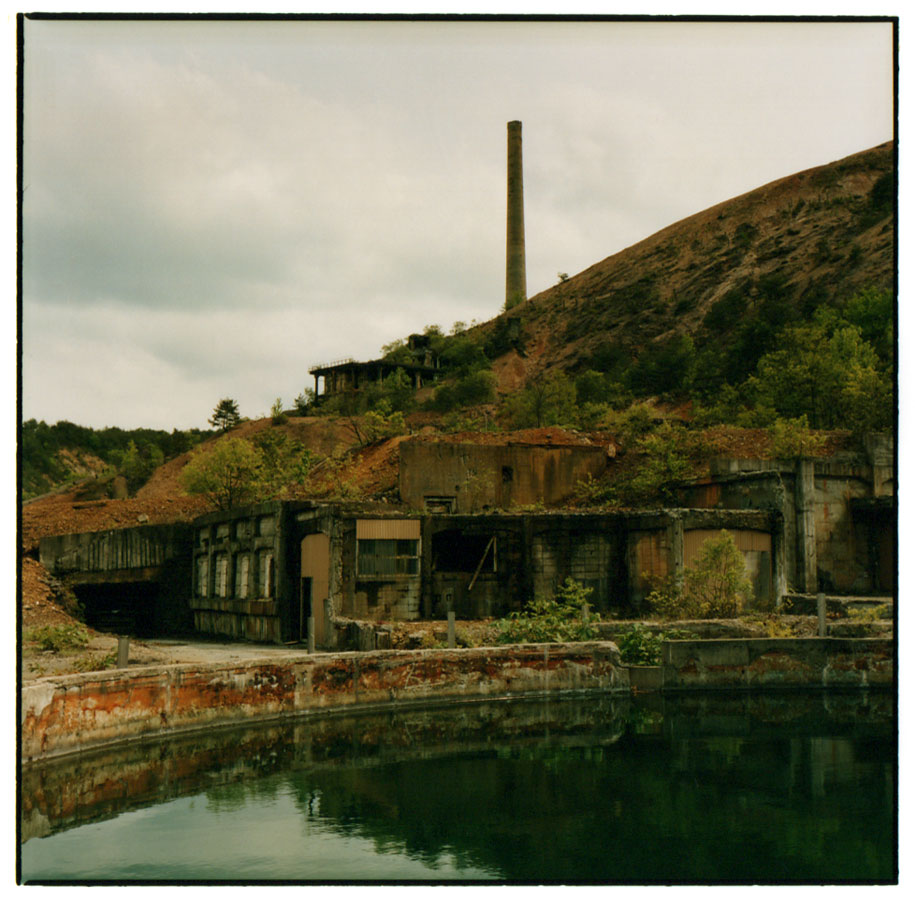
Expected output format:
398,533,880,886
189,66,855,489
22,142,893,540
478,142,894,389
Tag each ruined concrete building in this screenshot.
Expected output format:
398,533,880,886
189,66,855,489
39,433,894,650
309,334,439,402
34,124,895,649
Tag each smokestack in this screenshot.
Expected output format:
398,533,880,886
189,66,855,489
505,120,526,309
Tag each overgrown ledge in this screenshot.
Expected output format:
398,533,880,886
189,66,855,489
21,642,627,763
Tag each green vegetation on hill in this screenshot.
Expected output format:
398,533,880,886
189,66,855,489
21,419,210,500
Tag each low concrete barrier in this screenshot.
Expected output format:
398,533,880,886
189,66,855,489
661,638,893,690
21,642,627,763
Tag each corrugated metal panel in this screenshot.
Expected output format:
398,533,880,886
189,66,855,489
684,529,772,567
634,532,667,583
356,519,421,540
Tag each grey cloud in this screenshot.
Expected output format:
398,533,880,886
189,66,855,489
21,18,894,429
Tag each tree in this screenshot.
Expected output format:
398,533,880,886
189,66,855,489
503,372,576,428
209,398,241,433
682,531,753,617
747,314,891,431
294,388,316,415
179,438,264,510
270,398,288,425
627,334,696,398
648,530,752,618
251,430,314,495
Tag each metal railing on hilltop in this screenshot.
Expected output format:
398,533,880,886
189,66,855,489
308,358,357,373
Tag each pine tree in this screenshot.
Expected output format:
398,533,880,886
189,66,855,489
209,398,241,433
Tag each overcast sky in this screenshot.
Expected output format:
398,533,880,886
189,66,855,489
20,16,894,431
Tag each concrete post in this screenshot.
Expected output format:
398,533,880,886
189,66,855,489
307,616,315,654
505,120,527,309
668,513,685,580
117,636,130,668
795,459,818,593
447,611,456,649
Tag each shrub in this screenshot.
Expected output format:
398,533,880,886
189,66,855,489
647,531,752,619
847,603,890,622
496,578,598,644
294,388,316,415
603,402,655,447
361,405,407,442
616,624,698,665
616,624,663,665
271,398,288,425
70,651,118,673
26,623,90,652
767,416,827,459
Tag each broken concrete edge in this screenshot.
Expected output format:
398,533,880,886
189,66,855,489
20,642,627,765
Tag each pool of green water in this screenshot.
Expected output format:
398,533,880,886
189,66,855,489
19,689,896,884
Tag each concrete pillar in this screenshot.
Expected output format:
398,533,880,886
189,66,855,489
795,459,818,593
667,513,685,580
773,513,789,609
505,120,527,309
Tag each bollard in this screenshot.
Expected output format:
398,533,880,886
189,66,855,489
117,635,130,668
817,592,827,637
447,611,456,649
307,616,315,654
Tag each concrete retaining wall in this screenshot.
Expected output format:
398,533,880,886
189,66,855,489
661,638,893,690
21,642,627,763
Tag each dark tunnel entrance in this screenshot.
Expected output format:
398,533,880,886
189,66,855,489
72,582,164,637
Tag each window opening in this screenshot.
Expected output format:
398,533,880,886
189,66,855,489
431,530,497,573
235,554,250,599
258,550,275,597
214,554,229,598
357,538,420,576
196,556,209,597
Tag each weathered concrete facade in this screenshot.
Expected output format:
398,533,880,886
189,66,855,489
659,637,893,690
20,642,627,762
680,435,895,597
399,439,610,513
189,503,299,644
38,505,785,645
38,524,193,635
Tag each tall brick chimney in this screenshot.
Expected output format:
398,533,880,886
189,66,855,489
505,120,526,309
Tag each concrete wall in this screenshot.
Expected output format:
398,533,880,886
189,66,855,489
660,637,893,690
21,642,627,762
399,440,608,513
39,524,191,575
687,442,895,596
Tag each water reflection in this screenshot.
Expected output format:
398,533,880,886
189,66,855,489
20,690,895,884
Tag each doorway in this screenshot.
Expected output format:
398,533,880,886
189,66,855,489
300,533,329,645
